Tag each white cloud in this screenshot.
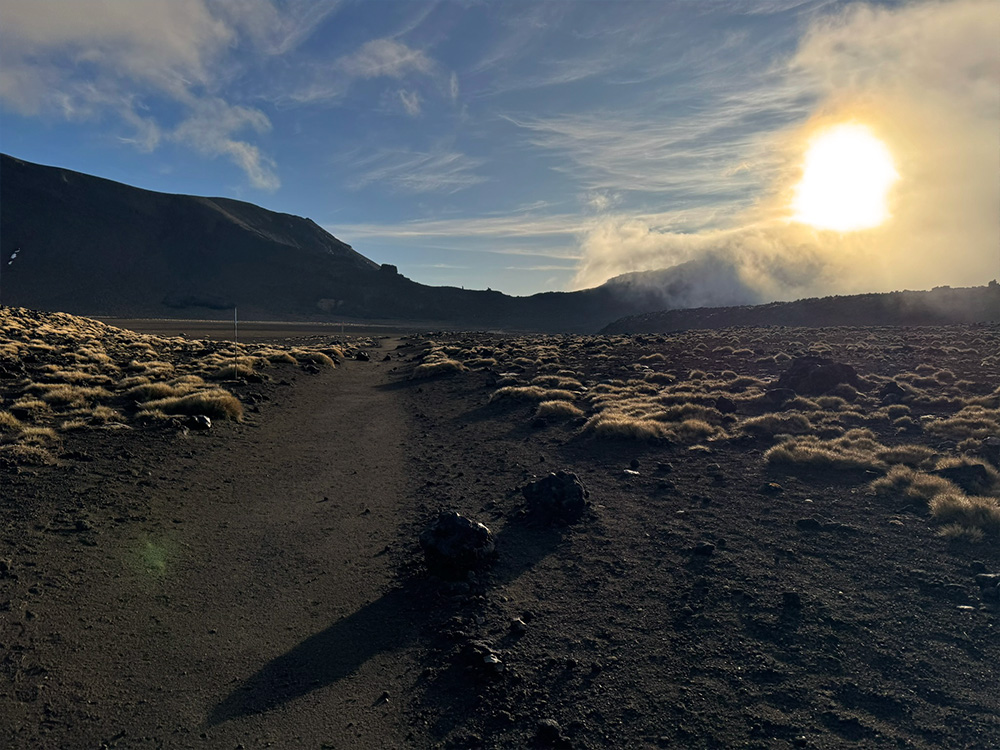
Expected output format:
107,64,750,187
339,39,433,79
171,98,278,191
398,89,421,116
0,0,325,190
567,0,1000,297
449,72,460,101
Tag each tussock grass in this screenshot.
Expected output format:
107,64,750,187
536,400,585,419
412,359,465,378
929,493,1000,537
0,411,23,433
490,386,577,403
740,413,813,438
764,430,887,472
140,389,243,421
924,406,1000,440
0,444,54,466
210,364,258,380
291,349,336,368
584,413,667,440
870,466,960,504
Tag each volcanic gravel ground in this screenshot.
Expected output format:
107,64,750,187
2,320,999,749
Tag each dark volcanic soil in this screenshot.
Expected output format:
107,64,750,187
2,321,999,749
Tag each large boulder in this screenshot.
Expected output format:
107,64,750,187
776,356,861,396
521,471,589,524
419,511,495,578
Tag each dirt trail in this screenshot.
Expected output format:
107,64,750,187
5,342,428,749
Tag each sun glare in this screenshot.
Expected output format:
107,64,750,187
792,124,898,231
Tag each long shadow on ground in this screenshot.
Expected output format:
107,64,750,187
208,520,571,726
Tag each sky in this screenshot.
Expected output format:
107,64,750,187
1,0,997,299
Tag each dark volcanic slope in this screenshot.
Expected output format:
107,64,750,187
1,154,707,332
603,285,1000,333
0,153,383,319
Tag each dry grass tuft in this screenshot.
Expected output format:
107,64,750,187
0,443,54,466
490,386,576,403
0,411,23,433
870,466,960,504
929,493,1000,537
412,359,465,379
141,389,243,421
585,413,666,440
536,400,585,419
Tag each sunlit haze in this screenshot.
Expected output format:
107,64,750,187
792,124,898,232
1,0,996,298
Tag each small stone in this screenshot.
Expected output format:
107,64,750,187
510,617,528,634
692,541,716,556
629,458,641,469
656,461,674,473
758,482,784,495
187,414,212,430
355,350,370,361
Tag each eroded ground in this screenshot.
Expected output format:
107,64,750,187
2,308,999,749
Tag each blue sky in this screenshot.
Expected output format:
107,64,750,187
1,1,997,297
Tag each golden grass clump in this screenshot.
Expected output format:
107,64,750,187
740,413,813,438
490,386,577,403
929,493,1000,538
531,375,583,390
0,411,23,433
0,443,54,466
124,382,180,401
265,351,298,365
924,406,1000,440
536,400,585,419
764,430,887,472
210,363,258,380
869,466,960,504
411,359,465,379
584,413,667,440
141,389,243,421
291,350,336,368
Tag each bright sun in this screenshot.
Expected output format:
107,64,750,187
792,124,898,231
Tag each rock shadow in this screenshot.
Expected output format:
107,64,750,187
208,518,573,726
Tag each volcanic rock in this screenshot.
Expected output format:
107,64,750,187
419,511,495,579
521,471,590,524
777,357,861,396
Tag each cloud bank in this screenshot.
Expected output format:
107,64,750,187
569,0,999,305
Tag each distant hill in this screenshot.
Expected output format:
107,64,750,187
600,284,1000,334
1,154,763,332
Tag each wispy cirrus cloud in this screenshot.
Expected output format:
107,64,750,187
346,148,487,194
